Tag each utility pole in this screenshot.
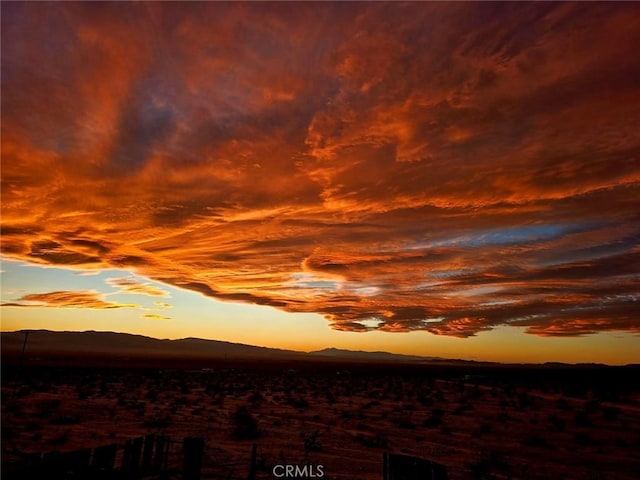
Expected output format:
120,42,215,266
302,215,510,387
21,330,30,368
11,330,31,397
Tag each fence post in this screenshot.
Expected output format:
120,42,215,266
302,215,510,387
122,439,132,474
383,452,389,480
384,452,449,480
122,437,143,478
183,437,205,480
91,444,117,472
131,437,143,477
152,435,165,473
164,435,170,472
247,443,257,480
141,434,155,473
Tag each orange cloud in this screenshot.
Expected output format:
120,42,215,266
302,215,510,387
2,291,137,309
141,313,172,321
1,3,639,338
106,277,170,297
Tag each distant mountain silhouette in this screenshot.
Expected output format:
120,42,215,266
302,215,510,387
309,347,439,362
1,330,624,367
0,330,307,360
1,330,448,363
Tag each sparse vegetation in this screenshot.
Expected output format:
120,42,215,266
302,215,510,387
50,431,70,445
2,362,639,480
353,431,388,448
231,405,260,440
302,430,322,452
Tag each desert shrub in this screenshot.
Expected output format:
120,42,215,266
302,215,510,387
556,397,571,411
391,416,414,429
173,396,188,406
548,414,566,432
477,423,492,435
454,403,473,415
574,432,594,445
503,385,515,398
585,399,600,414
51,431,70,445
563,384,588,398
25,422,43,431
303,430,322,452
614,438,628,448
231,406,260,440
77,388,91,400
143,415,171,428
468,386,484,400
16,386,32,398
363,400,380,409
288,396,309,411
248,391,264,407
517,392,531,409
98,382,109,397
353,432,388,448
523,434,548,448
368,389,381,399
35,399,61,419
466,450,512,480
601,406,620,421
497,412,510,424
3,426,17,440
3,401,23,415
340,409,354,419
146,389,158,401
50,414,81,425
573,411,592,428
424,407,444,427
33,382,53,393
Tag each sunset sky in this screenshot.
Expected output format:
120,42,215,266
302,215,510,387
2,2,639,364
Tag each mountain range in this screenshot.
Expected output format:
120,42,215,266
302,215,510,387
2,330,626,367
0,330,443,363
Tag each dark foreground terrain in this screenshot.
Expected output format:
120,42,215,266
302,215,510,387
3,354,639,480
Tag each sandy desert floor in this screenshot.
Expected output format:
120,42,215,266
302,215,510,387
2,361,639,479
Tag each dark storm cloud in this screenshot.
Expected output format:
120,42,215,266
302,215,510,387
2,2,639,337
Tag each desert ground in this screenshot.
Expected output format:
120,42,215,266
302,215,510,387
2,357,639,480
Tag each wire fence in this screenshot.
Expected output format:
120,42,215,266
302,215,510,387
3,433,452,480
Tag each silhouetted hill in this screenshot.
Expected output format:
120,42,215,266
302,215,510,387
0,330,306,360
309,347,438,362
1,331,633,368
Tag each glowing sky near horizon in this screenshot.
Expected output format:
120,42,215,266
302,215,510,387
1,2,639,364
